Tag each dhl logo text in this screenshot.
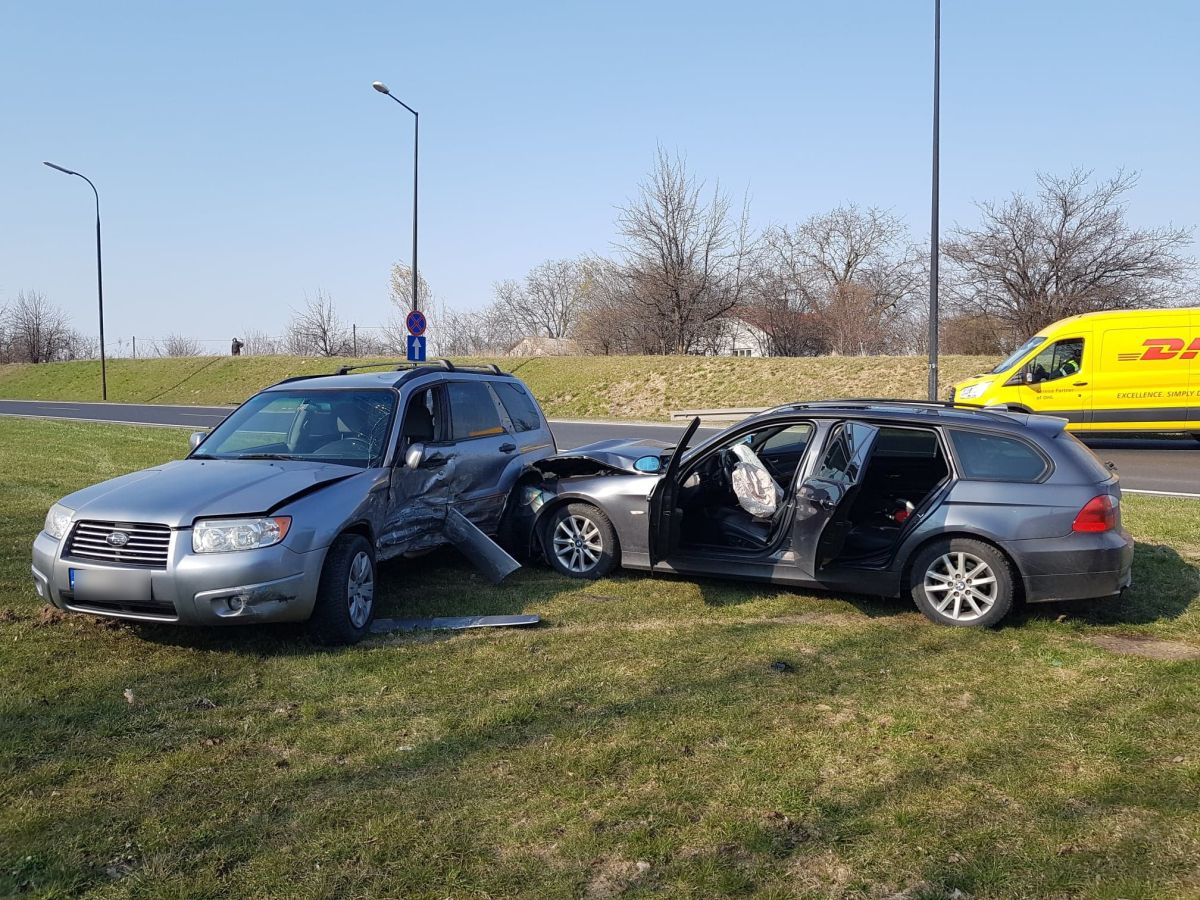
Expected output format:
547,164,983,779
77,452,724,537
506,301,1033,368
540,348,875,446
1116,338,1200,362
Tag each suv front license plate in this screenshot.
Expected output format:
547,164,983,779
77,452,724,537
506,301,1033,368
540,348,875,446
69,568,152,605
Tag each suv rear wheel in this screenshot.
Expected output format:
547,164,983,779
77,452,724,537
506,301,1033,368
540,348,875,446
910,537,1014,627
308,533,376,645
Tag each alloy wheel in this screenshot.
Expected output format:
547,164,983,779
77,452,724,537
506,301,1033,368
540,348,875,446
346,550,374,628
552,514,603,574
923,551,997,623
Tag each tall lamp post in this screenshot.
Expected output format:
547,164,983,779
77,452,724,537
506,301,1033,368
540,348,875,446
371,81,420,313
927,0,941,401
44,161,107,400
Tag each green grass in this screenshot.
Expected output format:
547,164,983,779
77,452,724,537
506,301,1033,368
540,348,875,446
0,354,1000,419
1,417,1198,898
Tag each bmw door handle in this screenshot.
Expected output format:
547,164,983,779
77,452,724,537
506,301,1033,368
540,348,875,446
498,442,517,453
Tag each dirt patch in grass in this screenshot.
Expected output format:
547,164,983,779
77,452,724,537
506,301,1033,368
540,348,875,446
1088,633,1200,660
584,857,651,899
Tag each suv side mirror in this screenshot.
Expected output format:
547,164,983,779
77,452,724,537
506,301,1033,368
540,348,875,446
188,431,207,451
405,442,425,470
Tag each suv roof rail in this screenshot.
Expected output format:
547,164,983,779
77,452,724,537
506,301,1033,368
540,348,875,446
272,359,510,388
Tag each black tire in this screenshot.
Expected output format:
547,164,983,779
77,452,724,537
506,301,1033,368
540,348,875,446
308,533,376,645
543,503,619,579
909,537,1014,628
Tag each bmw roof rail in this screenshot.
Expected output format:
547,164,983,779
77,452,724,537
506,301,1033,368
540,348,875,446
764,398,1017,421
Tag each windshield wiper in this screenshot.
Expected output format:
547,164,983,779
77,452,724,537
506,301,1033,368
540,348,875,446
231,453,297,461
189,453,218,460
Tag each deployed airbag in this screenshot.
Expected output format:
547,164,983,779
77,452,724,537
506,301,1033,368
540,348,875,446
729,443,783,518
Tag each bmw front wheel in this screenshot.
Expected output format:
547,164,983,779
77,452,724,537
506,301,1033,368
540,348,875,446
545,503,618,579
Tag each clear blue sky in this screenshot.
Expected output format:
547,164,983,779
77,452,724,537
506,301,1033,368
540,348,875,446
2,0,1196,349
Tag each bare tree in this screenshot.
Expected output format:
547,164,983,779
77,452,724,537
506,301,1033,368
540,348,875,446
5,290,74,363
388,263,435,314
240,329,281,356
748,206,923,355
494,258,593,339
154,333,202,357
283,292,352,357
615,148,754,354
435,305,521,356
943,170,1195,343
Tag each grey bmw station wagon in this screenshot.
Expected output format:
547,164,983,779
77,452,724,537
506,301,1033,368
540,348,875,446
32,362,554,643
520,400,1134,627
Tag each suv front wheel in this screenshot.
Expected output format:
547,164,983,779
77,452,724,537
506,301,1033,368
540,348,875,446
308,533,376,644
910,537,1014,627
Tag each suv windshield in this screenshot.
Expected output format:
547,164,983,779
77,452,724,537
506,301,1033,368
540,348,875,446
194,389,396,468
990,336,1046,374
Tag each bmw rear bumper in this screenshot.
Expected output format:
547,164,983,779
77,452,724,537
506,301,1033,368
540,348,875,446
32,530,327,626
1009,528,1135,603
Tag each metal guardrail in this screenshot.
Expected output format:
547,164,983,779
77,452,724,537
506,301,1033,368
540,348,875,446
670,407,765,423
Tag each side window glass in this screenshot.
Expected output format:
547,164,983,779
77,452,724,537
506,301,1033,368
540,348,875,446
400,386,440,446
448,382,505,441
948,430,1048,482
814,422,874,484
759,424,813,456
1027,338,1084,383
493,382,542,433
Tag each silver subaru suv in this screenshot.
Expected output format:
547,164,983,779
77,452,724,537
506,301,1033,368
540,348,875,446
31,362,554,643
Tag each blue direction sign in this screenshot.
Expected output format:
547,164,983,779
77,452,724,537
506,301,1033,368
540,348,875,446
406,334,427,362
406,310,427,336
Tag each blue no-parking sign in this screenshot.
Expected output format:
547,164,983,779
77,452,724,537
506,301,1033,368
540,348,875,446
406,334,427,362
406,310,427,337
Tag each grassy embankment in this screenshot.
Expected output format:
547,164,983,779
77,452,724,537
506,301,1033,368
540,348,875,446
1,416,1198,898
0,354,999,419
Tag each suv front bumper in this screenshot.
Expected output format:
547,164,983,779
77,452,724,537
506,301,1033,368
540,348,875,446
32,529,327,625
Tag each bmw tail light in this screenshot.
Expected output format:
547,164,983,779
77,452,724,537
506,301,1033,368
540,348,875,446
1073,495,1118,533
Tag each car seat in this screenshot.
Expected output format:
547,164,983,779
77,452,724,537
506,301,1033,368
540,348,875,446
402,401,435,444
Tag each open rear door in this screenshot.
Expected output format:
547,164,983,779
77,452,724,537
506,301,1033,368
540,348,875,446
792,420,880,575
648,417,702,569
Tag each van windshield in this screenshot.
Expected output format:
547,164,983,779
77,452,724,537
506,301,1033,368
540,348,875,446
991,336,1046,374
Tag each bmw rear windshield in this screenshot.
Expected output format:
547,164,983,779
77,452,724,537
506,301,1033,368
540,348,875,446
192,389,396,468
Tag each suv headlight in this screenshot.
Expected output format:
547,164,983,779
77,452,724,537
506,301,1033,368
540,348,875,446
956,382,990,400
44,503,74,540
192,516,291,553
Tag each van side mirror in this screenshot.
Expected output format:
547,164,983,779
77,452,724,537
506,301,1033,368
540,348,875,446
188,431,207,451
1023,370,1035,385
405,442,425,470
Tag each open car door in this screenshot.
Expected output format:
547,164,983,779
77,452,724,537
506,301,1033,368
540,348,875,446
792,420,880,575
648,417,702,569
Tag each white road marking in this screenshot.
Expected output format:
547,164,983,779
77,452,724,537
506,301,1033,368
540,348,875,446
1123,489,1200,499
0,413,191,429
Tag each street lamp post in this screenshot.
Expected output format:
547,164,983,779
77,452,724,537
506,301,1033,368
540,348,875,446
927,0,941,401
372,81,420,313
44,161,107,400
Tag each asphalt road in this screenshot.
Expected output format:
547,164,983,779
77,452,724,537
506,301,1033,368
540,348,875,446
1,398,1197,496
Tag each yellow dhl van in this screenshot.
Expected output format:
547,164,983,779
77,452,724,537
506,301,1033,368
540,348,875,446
950,308,1200,437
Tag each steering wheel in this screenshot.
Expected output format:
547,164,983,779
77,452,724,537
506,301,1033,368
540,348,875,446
313,437,370,456
715,448,738,493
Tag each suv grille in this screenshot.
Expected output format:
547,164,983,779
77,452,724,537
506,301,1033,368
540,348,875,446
67,521,172,568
